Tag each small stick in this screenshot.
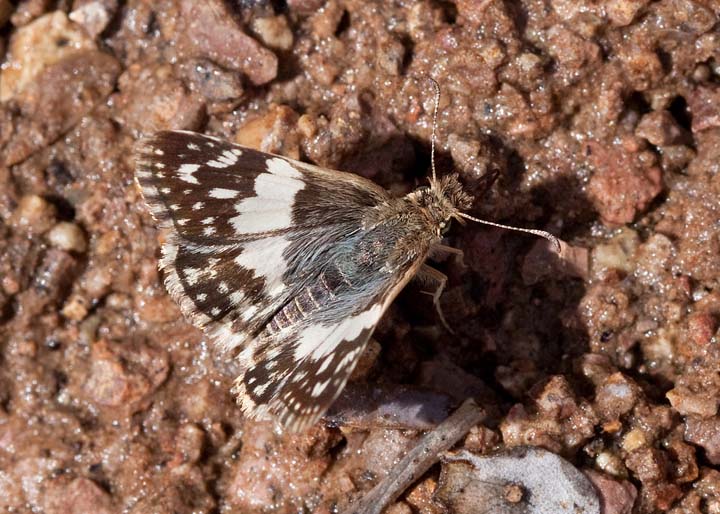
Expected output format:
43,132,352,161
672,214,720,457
345,399,486,514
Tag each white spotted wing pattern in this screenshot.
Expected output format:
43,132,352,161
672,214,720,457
135,130,473,431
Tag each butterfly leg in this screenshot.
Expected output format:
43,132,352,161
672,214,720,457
428,243,464,261
417,264,455,334
428,244,466,274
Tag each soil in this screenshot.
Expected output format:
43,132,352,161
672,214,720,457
1,1,719,513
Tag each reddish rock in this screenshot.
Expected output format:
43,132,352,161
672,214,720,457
0,11,97,102
177,59,244,114
112,62,206,134
301,94,368,168
165,0,277,86
576,353,616,386
688,85,720,133
685,416,720,465
1,51,120,166
235,104,301,159
228,423,334,513
635,110,686,146
493,83,540,137
625,447,667,483
652,483,684,511
10,0,52,26
687,311,718,346
545,26,602,86
14,249,77,324
501,376,598,453
384,502,413,514
124,465,215,513
550,0,594,22
287,0,327,13
606,0,650,26
9,194,57,235
584,470,637,514
694,469,720,508
617,46,663,92
405,477,443,514
594,372,641,422
251,15,294,52
69,0,118,38
83,340,168,408
448,134,502,195
666,436,699,484
42,477,115,514
586,141,663,225
667,385,719,418
134,287,182,323
455,0,514,32
170,423,205,466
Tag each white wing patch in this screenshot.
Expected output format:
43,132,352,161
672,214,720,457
208,322,250,352
293,304,383,361
207,149,241,168
229,157,305,235
230,173,304,234
210,187,239,199
235,236,292,297
178,163,200,184
266,156,302,178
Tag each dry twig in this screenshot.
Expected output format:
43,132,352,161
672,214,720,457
345,398,486,514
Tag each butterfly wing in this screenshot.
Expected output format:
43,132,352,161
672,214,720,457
233,253,424,431
135,131,425,430
135,130,391,350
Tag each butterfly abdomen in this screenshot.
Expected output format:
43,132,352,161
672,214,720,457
265,266,350,335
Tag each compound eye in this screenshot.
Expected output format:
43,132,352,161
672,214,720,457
440,220,451,235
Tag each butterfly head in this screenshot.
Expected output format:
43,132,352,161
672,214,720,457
412,174,473,236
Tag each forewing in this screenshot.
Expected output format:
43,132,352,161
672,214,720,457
134,130,391,349
135,131,389,243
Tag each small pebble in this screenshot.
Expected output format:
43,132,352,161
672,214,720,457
384,502,413,514
13,339,38,358
622,428,647,452
590,227,640,275
297,114,317,138
666,386,719,417
692,64,711,83
47,221,88,252
62,295,89,321
251,15,293,51
174,423,205,464
596,451,627,477
10,194,57,234
69,1,114,39
2,275,20,295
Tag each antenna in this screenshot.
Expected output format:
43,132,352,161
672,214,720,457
424,77,561,253
428,77,440,183
458,212,561,252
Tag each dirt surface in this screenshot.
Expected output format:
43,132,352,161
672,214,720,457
0,1,719,513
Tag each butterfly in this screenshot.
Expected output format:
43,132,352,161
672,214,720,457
134,94,558,432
